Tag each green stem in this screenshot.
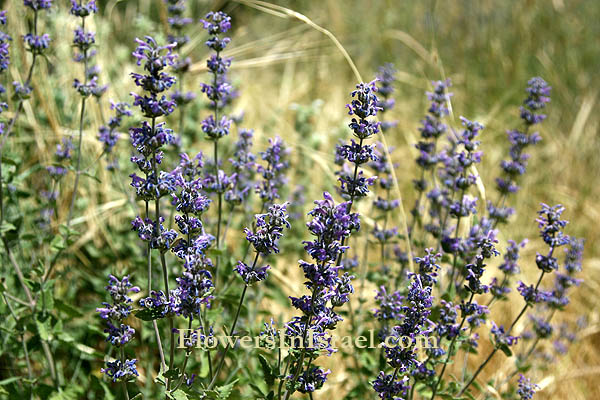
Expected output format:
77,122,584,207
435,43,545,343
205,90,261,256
458,270,546,396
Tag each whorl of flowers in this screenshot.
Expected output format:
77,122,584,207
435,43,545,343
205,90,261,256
200,11,233,140
372,250,438,398
130,36,177,118
376,63,398,132
490,77,550,225
410,79,452,227
11,1,52,107
128,36,178,201
70,1,99,98
515,203,570,307
97,101,132,168
244,202,290,256
165,0,192,49
283,192,358,395
96,275,140,382
373,286,404,340
0,11,10,81
256,136,290,205
517,374,539,400
24,0,53,10
226,128,256,206
336,79,381,202
490,239,528,300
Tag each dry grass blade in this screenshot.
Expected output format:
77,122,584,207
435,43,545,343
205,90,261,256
234,0,415,273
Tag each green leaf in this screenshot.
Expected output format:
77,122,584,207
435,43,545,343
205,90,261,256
59,224,80,238
50,235,66,252
498,343,513,357
0,377,21,386
169,389,188,400
258,354,275,386
1,155,19,166
0,222,16,234
36,319,51,341
55,299,84,318
130,394,143,400
215,379,238,399
249,383,266,397
58,331,75,343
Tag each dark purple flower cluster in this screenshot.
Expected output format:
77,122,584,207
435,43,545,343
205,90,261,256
490,239,528,300
546,237,584,309
376,63,398,132
296,367,330,394
70,0,96,16
23,33,50,54
200,11,234,139
373,286,404,322
70,1,98,98
337,80,380,201
410,79,452,227
347,80,381,139
0,11,9,94
128,36,179,231
436,300,459,339
283,192,358,395
20,0,52,66
491,322,519,347
130,37,177,118
517,374,538,400
226,129,256,205
373,251,436,397
256,136,290,204
465,232,499,294
521,77,551,126
490,78,550,225
165,0,192,48
372,372,409,400
96,275,139,382
167,153,216,316
244,202,290,256
98,101,132,167
24,0,52,10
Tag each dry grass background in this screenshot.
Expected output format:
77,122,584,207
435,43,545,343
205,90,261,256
3,0,599,398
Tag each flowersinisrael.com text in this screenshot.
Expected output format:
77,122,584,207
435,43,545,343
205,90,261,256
176,328,440,351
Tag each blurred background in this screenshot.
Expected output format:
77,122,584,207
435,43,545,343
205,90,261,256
1,0,598,398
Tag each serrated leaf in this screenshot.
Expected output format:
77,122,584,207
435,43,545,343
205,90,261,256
0,222,16,234
215,379,238,399
258,354,275,386
36,319,51,341
58,331,75,343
